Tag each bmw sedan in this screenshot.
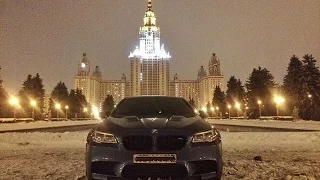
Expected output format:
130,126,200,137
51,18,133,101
86,96,223,180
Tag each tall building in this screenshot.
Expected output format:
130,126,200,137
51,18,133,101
74,53,126,110
170,53,223,108
74,0,223,110
198,53,223,107
129,0,171,96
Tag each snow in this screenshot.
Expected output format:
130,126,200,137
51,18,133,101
0,120,319,179
207,119,320,131
0,120,99,132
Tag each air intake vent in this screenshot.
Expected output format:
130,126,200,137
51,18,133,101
123,135,153,151
157,135,186,151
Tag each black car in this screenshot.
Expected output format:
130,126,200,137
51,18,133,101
86,96,223,180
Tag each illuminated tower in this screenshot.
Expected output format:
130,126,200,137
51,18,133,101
129,0,171,96
209,53,221,76
74,53,100,106
77,53,91,76
199,53,224,107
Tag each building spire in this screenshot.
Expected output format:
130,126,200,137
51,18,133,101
147,0,152,10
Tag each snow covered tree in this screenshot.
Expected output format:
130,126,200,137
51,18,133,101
226,76,246,107
18,73,45,119
68,88,88,118
283,55,304,114
299,54,320,120
212,86,226,118
102,95,115,117
50,81,69,118
0,87,10,118
246,66,277,118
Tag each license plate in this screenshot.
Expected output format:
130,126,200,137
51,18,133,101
133,154,177,164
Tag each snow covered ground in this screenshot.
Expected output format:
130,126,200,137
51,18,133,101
0,120,99,132
207,119,320,131
0,120,319,179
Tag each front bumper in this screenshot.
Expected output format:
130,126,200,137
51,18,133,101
86,142,222,180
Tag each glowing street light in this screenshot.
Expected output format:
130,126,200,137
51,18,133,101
84,107,88,119
201,106,207,113
210,107,214,118
55,103,61,120
257,100,262,119
9,97,19,119
30,100,37,120
65,105,69,119
216,106,220,118
227,105,231,119
235,102,241,119
274,95,285,119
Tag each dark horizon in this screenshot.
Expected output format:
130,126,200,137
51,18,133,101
1,0,319,94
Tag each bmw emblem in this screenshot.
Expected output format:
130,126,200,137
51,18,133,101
151,129,158,134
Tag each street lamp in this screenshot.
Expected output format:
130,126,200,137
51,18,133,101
55,103,61,120
201,106,207,113
30,100,37,120
216,106,219,118
65,105,69,120
210,107,214,118
9,97,19,120
84,107,88,119
274,95,285,119
235,102,240,119
257,100,262,119
227,105,231,119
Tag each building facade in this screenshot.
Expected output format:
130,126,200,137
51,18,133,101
74,0,223,110
129,0,171,96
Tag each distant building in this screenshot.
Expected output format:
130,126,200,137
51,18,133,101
170,53,223,108
74,0,223,110
74,53,127,110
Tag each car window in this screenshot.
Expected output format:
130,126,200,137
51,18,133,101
112,97,195,118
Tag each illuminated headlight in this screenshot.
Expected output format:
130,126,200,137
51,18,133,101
90,131,117,144
192,129,220,143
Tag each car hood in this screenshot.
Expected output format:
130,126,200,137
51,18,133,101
95,116,212,134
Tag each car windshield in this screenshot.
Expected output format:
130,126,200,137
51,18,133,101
111,97,196,118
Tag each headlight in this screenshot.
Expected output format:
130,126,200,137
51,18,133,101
90,130,117,144
192,129,220,143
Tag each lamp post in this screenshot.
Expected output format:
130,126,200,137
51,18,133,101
84,107,88,119
227,105,231,119
235,102,240,119
257,100,262,119
55,103,61,120
210,107,214,118
65,105,69,120
274,95,285,119
216,106,219,118
9,97,19,120
30,100,37,120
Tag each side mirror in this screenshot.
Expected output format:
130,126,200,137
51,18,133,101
198,110,208,119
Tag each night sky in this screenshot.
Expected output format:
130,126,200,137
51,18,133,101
1,0,319,94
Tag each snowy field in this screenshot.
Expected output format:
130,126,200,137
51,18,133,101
0,120,319,180
0,120,99,132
